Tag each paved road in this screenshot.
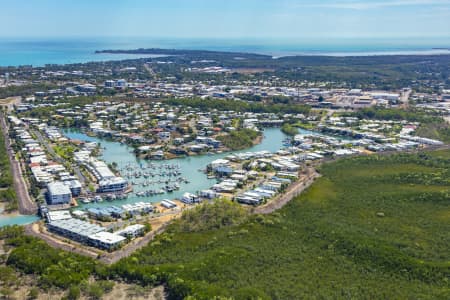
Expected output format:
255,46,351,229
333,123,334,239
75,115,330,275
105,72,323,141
33,129,63,163
25,223,99,259
253,168,320,215
0,114,37,215
99,222,171,264
32,129,86,185
24,216,174,265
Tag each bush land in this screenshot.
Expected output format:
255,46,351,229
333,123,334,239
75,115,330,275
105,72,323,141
1,150,449,299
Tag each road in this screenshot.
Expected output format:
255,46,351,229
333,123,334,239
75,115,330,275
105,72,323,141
253,168,320,215
24,213,176,265
0,114,37,215
32,129,63,164
144,63,156,79
32,129,86,185
25,223,99,259
102,170,322,263
99,221,171,264
400,89,412,109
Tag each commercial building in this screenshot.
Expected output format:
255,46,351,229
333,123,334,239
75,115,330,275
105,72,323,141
161,199,177,209
87,206,125,220
199,189,218,199
90,160,116,180
181,192,199,204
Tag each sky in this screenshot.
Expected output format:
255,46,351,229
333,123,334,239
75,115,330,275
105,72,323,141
0,0,449,39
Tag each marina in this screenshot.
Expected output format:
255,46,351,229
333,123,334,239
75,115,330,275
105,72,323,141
63,127,289,209
0,127,291,227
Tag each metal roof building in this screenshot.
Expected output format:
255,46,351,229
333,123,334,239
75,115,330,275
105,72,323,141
88,232,126,250
47,218,104,243
47,218,126,250
47,181,72,205
46,210,72,222
115,224,145,238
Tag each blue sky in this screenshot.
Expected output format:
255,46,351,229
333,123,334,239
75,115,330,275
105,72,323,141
0,0,449,38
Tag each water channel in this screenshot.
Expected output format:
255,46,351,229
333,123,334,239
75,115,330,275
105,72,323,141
1,127,327,227
65,127,290,209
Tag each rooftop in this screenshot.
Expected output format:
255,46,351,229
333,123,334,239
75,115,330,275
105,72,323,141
89,231,126,245
47,181,72,196
49,218,105,237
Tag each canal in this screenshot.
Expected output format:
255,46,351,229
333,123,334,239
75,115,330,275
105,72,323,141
64,127,289,209
0,127,323,227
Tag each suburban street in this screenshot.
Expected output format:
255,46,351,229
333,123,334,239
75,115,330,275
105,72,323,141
32,128,86,185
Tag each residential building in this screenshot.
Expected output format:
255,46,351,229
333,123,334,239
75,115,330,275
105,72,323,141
47,181,72,205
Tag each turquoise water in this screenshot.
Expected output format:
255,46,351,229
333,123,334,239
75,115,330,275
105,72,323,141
0,37,449,66
64,127,289,210
0,214,39,227
0,126,339,226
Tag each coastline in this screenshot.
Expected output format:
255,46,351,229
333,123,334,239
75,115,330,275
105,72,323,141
1,37,450,67
95,47,450,58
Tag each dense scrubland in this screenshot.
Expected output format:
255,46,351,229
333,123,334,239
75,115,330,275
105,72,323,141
166,98,311,115
1,150,449,299
217,129,261,150
0,118,17,212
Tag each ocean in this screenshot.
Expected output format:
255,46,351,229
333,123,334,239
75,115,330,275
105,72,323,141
0,37,450,67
